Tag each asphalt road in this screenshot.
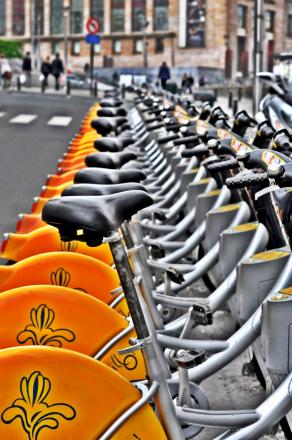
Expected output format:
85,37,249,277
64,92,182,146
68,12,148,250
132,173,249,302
0,90,94,237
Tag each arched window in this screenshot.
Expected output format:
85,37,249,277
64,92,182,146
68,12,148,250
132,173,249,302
0,0,6,35
50,0,63,34
90,0,104,32
132,0,146,32
71,0,83,34
13,0,25,35
111,0,125,33
153,0,168,31
34,0,44,35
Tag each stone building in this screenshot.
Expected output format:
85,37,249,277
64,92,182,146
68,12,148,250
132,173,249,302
1,0,292,78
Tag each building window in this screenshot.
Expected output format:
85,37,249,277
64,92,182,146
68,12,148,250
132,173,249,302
12,0,25,35
132,0,146,32
237,5,247,28
155,37,164,53
111,0,125,32
265,10,275,32
51,0,63,34
71,40,80,55
71,0,83,34
153,0,168,31
288,15,292,37
34,0,44,35
52,41,61,54
134,38,143,53
113,39,122,53
186,0,206,47
0,0,5,35
90,0,104,32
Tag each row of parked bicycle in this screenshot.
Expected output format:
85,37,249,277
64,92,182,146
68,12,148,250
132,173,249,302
0,86,292,439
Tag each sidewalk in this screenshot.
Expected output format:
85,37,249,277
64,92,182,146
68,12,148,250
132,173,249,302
6,79,114,98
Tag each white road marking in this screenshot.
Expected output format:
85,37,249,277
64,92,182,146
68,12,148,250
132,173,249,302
0,112,5,118
47,116,72,126
10,114,37,124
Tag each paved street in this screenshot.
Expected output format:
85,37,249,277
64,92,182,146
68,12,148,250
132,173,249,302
0,91,94,238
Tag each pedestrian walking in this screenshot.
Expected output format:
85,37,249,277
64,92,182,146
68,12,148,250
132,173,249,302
181,73,189,92
22,51,32,87
0,54,12,89
40,56,52,91
51,53,64,91
158,61,170,90
187,74,194,93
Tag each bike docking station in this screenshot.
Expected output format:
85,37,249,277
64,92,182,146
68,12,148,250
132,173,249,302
0,85,292,439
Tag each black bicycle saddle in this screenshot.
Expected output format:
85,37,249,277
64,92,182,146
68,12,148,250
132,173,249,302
62,182,147,197
91,117,128,136
99,99,123,108
94,137,134,152
42,191,153,246
85,151,137,169
97,108,127,117
74,168,146,185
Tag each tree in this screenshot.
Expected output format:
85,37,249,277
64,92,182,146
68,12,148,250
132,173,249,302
0,40,22,58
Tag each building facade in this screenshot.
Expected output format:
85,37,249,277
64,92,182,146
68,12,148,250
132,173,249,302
0,0,292,78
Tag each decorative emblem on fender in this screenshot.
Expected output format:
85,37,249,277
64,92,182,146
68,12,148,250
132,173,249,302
2,371,76,439
50,268,71,287
17,304,75,347
60,241,78,252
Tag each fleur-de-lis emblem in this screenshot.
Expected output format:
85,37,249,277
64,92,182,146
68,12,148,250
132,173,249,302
50,268,71,287
60,241,78,252
17,304,75,347
2,371,76,440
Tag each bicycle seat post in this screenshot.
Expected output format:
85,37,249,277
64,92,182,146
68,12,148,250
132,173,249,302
106,232,184,440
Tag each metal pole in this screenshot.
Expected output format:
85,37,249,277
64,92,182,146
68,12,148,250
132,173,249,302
90,44,94,94
253,0,264,116
63,6,70,87
31,0,36,69
142,20,149,68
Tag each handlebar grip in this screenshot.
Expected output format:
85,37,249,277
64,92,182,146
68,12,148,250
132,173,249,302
239,149,292,170
226,172,269,189
207,158,240,172
157,133,180,145
173,135,200,146
182,145,209,158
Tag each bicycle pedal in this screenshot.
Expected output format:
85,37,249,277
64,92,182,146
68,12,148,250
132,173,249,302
192,303,213,326
150,243,165,259
175,349,206,369
165,267,185,285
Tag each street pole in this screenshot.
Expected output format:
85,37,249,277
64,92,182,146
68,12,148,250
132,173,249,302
31,0,36,69
143,20,149,68
90,44,94,94
253,0,264,116
63,6,70,85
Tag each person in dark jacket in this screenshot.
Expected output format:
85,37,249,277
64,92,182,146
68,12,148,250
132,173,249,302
22,52,32,86
51,53,64,90
41,56,52,89
158,61,170,90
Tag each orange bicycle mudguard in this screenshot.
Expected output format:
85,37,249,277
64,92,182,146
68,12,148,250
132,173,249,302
45,170,77,187
57,163,85,175
16,214,46,233
31,196,58,214
1,225,114,265
0,285,146,380
58,156,86,169
63,147,95,160
0,347,167,439
39,182,72,199
0,252,119,305
0,285,128,356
